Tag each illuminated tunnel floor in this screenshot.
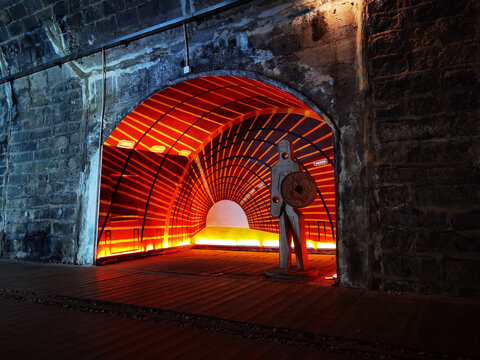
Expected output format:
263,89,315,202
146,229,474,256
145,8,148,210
103,249,337,285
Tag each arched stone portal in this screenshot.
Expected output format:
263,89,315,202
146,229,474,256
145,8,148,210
95,75,335,260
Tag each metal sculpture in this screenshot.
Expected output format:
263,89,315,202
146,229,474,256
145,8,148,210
270,140,317,274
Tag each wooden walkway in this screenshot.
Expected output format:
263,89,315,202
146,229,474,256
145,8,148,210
0,249,478,359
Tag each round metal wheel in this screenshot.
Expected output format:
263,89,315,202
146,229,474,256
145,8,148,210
280,171,317,208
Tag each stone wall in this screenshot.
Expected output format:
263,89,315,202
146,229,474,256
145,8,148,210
366,0,480,296
0,0,478,296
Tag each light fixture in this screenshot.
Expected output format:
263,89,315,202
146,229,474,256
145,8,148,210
118,140,135,148
178,149,191,157
151,145,166,153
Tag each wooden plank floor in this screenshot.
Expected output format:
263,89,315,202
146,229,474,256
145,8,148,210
0,249,479,359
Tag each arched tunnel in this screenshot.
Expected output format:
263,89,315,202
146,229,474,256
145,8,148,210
96,75,335,259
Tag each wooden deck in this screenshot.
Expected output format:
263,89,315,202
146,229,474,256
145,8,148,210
0,249,478,359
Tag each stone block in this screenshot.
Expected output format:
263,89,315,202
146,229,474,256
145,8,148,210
5,184,27,199
445,258,480,282
449,112,480,138
413,184,480,209
378,207,447,229
437,16,476,45
23,15,39,32
375,184,410,208
192,0,225,12
430,0,474,18
137,0,162,27
8,3,27,20
36,7,54,22
11,151,34,163
378,230,479,254
367,11,403,35
69,0,83,14
0,26,8,42
409,23,437,49
53,221,74,236
28,196,51,208
11,142,37,152
125,0,147,9
415,231,480,252
264,31,303,57
52,2,69,18
407,93,438,116
83,3,104,24
442,69,479,90
381,252,416,279
371,54,408,77
95,15,117,37
102,0,123,17
23,0,44,15
368,30,405,57
50,193,78,206
379,230,417,252
454,285,480,298
451,210,480,231
444,89,480,112
377,140,471,165
41,0,59,6
6,20,24,37
115,8,140,30
376,117,448,142
0,10,11,26
372,72,439,101
417,255,443,282
374,164,478,186
30,127,53,140
379,279,415,293
23,230,52,260
52,206,76,219
6,198,27,210
367,0,407,14
374,102,405,118
29,208,54,220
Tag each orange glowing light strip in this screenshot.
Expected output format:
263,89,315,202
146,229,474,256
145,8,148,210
125,117,171,148
131,112,197,151
204,76,305,109
142,102,213,136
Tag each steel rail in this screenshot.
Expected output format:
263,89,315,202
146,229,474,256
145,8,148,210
0,0,253,85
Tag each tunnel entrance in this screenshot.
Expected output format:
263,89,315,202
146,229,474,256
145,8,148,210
95,76,335,261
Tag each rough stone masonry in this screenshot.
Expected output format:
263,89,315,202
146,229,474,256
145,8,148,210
0,0,478,297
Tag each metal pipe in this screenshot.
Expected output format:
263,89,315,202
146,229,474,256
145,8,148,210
183,23,190,69
0,0,252,85
92,47,107,265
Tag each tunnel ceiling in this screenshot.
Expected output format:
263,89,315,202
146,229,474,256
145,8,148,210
97,76,335,258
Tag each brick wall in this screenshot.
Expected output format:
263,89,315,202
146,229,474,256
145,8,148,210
366,0,480,296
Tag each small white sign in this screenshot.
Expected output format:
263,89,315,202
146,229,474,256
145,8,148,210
314,159,328,166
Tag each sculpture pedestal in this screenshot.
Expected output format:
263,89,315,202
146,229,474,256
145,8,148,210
264,267,319,280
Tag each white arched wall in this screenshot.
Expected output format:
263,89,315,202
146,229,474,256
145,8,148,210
206,200,249,228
